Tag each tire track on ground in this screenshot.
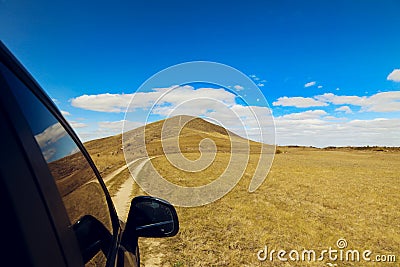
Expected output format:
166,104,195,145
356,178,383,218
111,157,154,221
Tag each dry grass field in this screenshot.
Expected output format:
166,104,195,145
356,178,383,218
137,148,399,267
84,116,399,266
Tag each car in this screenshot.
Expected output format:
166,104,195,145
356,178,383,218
0,40,179,267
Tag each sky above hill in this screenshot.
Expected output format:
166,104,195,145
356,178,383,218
1,0,400,147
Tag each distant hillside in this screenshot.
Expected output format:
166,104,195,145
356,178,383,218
120,115,262,158
83,115,263,176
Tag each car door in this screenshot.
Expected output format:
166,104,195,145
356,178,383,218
0,42,139,267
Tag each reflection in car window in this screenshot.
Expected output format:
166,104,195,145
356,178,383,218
0,63,112,266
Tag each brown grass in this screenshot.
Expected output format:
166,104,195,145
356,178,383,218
151,148,399,266
84,134,126,177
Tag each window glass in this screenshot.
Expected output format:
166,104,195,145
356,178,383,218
0,63,112,265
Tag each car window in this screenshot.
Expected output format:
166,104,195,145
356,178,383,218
0,62,113,266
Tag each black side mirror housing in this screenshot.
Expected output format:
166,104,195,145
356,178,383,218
73,215,112,263
123,196,179,246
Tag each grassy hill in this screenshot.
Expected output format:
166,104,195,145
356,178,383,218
85,115,264,177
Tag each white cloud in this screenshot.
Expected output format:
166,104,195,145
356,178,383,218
69,121,88,129
34,123,67,149
257,83,265,87
273,96,328,108
335,106,353,114
275,115,400,147
315,93,366,105
249,74,265,82
34,123,68,162
233,85,244,91
315,91,400,112
317,85,323,89
153,86,236,107
304,81,316,88
42,148,56,162
61,110,71,116
71,85,237,113
324,116,346,121
387,69,400,82
271,91,400,146
278,110,327,120
366,91,400,112
281,91,400,113
71,93,134,112
151,97,230,117
230,104,272,117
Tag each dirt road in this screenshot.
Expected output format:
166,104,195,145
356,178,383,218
111,158,152,221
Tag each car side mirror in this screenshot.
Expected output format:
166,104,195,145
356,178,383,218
123,196,179,240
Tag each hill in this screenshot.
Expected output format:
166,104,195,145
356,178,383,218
84,115,264,177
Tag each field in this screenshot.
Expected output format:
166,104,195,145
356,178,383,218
135,148,399,266
84,117,399,266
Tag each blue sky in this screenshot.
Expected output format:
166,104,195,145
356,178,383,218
1,0,400,146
